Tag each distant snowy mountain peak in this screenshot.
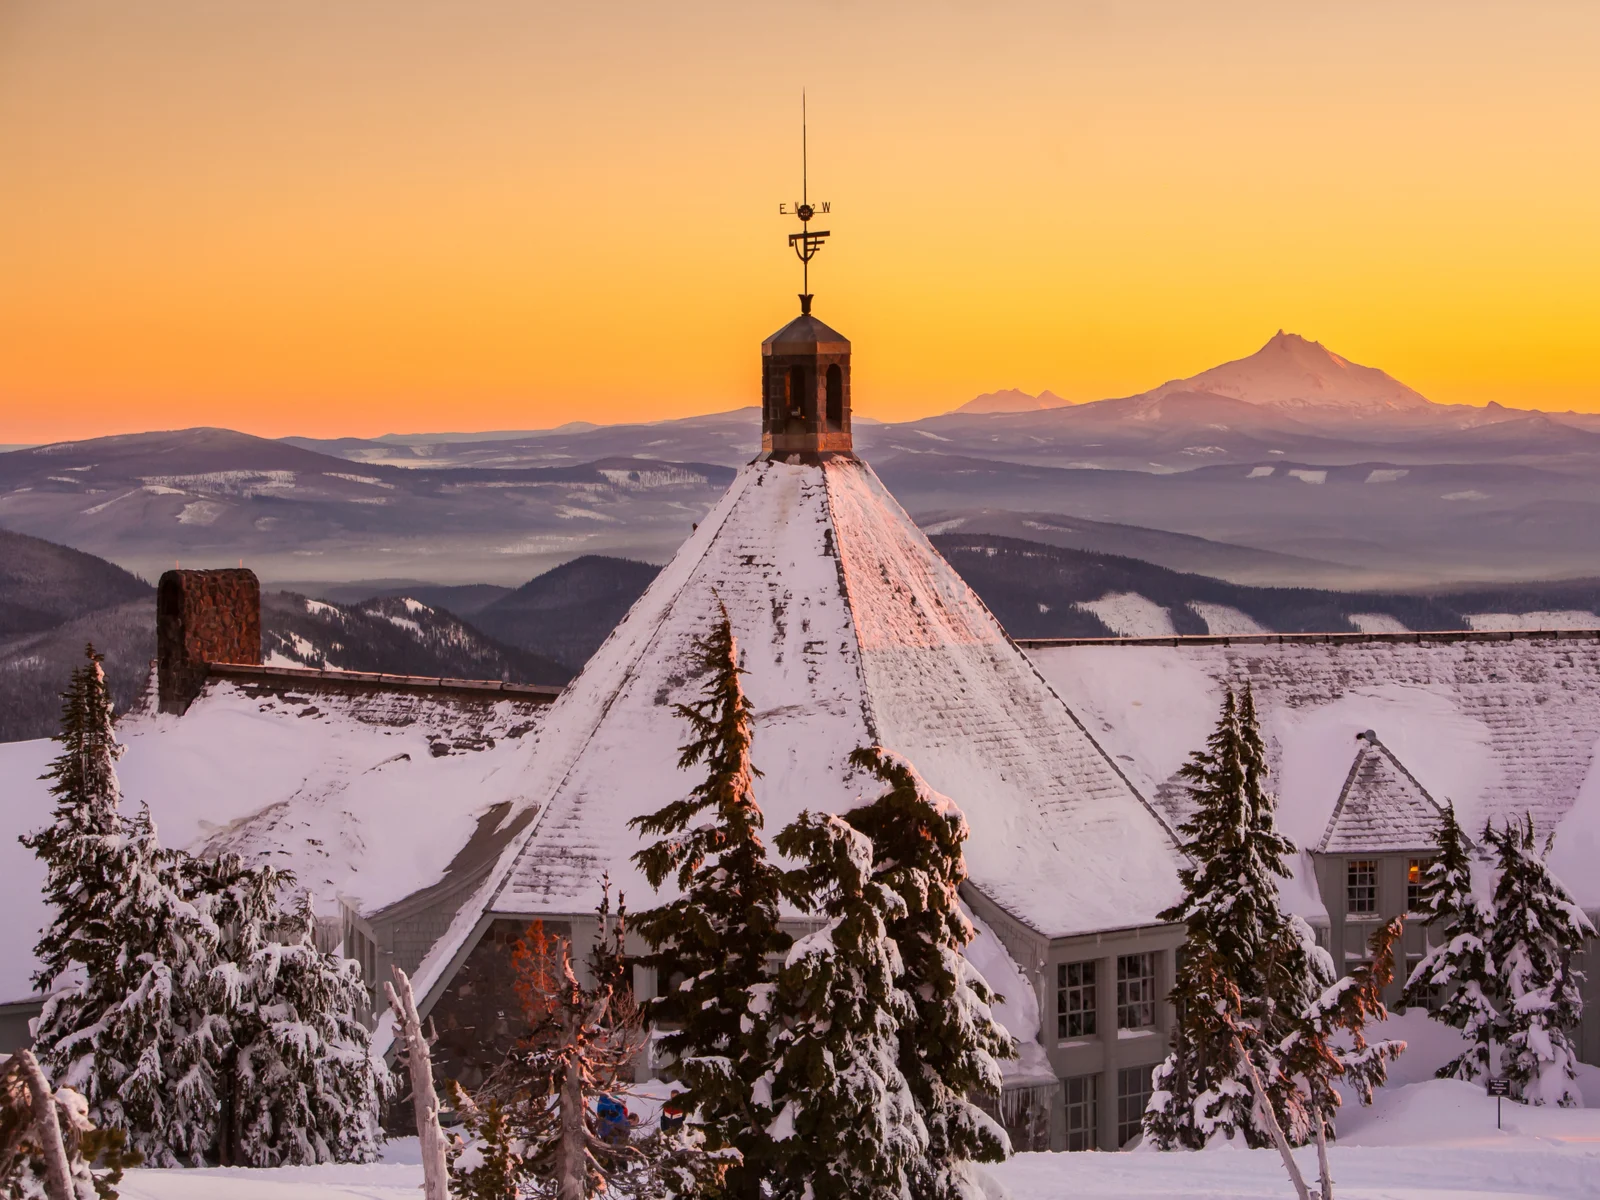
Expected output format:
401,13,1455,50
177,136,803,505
954,388,1073,415
1140,331,1434,414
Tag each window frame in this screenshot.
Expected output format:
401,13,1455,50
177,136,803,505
1116,952,1157,1031
1406,857,1428,913
1056,960,1097,1040
1116,1064,1154,1148
1063,1073,1098,1152
1347,858,1378,916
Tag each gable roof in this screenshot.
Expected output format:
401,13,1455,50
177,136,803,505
1317,731,1448,855
397,455,1185,1026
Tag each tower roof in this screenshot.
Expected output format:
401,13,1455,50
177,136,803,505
403,457,1185,1017
763,312,851,356
1317,731,1450,854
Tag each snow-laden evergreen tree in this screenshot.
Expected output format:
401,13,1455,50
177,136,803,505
1147,685,1321,1150
93,801,226,1168
24,651,223,1169
629,610,790,1199
24,647,381,1168
762,811,925,1200
1403,802,1496,1081
1485,815,1594,1107
1283,916,1407,1145
24,648,218,1164
196,855,381,1166
844,747,1013,1200
22,646,135,1000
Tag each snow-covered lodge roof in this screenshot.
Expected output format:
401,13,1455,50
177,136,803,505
1318,731,1449,855
1026,633,1600,904
0,666,552,1005
409,455,1185,1007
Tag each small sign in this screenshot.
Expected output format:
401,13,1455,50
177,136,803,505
1486,1078,1510,1097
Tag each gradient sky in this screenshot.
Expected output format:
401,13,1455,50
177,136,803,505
2,1,1598,443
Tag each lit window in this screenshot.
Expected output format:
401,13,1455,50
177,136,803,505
1117,953,1157,1030
1347,859,1378,915
1407,858,1427,912
1064,1074,1098,1151
1057,961,1097,1039
1116,1065,1154,1148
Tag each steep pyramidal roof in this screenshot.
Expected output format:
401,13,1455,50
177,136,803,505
415,455,1183,1002
1318,731,1449,855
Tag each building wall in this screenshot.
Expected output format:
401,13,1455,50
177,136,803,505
426,917,574,1094
0,1002,41,1056
1313,850,1432,1011
963,885,1182,1153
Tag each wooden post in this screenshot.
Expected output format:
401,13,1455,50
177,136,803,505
386,964,450,1200
16,1050,71,1200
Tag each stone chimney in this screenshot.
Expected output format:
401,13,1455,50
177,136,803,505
156,568,262,715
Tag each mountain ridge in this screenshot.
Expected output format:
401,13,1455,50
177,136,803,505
954,388,1073,415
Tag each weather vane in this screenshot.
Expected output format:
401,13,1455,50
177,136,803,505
778,93,829,315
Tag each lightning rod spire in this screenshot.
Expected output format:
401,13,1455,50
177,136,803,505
782,93,830,316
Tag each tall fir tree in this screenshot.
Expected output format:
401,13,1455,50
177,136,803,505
762,811,925,1200
1147,685,1320,1150
196,856,382,1166
844,747,1014,1200
1403,802,1496,1081
23,646,135,997
23,648,223,1166
629,610,790,1200
1485,815,1593,1107
24,647,382,1168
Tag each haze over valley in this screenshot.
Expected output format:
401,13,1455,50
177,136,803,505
5,332,1600,591
8,332,1600,743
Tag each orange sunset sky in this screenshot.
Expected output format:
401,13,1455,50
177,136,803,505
2,1,1598,444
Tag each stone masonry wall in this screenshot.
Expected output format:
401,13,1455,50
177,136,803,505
157,568,261,714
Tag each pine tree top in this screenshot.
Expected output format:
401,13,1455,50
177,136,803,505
1159,686,1296,968
630,608,770,892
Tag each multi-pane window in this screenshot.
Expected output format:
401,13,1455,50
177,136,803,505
1116,953,1157,1030
1057,961,1097,1039
1116,1065,1154,1148
1063,1074,1098,1152
1347,859,1378,915
1407,858,1428,912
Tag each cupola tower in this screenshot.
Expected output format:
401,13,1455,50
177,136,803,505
761,310,852,456
762,97,853,458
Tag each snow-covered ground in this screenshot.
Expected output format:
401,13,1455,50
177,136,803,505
110,1013,1600,1198
111,1083,1600,1199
